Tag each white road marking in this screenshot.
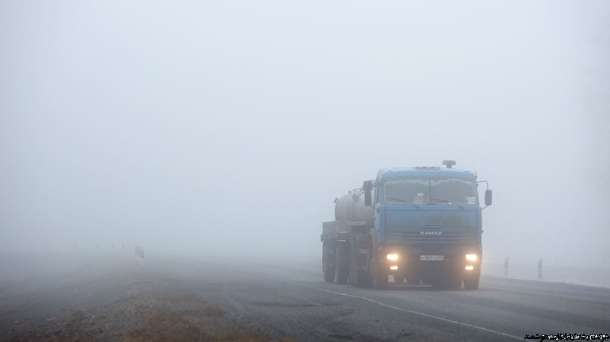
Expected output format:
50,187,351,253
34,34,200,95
312,286,522,341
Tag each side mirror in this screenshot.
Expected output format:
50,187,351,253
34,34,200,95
484,189,493,206
363,180,373,207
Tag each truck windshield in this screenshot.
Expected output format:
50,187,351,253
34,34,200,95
384,179,429,204
429,178,477,205
383,178,477,205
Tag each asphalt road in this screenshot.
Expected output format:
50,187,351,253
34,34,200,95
1,254,609,341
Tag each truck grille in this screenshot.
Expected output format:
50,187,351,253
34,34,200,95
389,231,475,244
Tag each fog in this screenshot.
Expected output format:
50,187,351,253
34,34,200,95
1,1,609,276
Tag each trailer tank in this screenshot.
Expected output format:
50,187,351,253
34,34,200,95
334,189,374,226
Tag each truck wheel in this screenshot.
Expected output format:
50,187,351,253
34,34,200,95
439,273,461,290
335,243,349,284
359,273,372,288
353,268,372,288
371,260,387,289
348,243,371,287
464,275,480,290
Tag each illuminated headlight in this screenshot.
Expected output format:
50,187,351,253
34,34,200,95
465,265,475,271
386,253,399,262
465,253,478,262
389,265,399,271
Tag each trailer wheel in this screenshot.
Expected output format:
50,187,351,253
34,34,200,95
322,242,336,282
335,243,349,284
324,266,335,282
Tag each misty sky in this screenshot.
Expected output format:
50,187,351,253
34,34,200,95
1,1,609,268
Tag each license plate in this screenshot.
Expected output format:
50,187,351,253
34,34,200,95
420,255,445,261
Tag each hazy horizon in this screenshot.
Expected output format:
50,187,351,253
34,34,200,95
1,0,609,271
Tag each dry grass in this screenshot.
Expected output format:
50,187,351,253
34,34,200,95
9,293,278,342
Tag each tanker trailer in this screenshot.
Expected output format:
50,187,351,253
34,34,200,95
321,187,374,285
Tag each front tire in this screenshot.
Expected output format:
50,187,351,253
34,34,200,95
464,275,480,290
348,241,371,288
371,259,387,289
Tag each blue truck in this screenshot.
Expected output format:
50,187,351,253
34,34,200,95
321,161,492,289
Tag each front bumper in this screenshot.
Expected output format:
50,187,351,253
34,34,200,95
379,245,481,283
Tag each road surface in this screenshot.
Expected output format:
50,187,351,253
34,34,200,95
1,254,608,341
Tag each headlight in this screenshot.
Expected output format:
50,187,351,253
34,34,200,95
465,253,478,262
465,265,475,271
386,253,399,262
